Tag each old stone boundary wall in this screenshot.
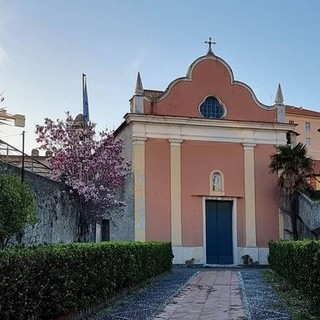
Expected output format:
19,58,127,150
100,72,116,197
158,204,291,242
1,162,79,245
0,162,135,246
282,193,320,239
299,193,320,233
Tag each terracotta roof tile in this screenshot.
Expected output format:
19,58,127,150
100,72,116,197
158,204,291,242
285,105,320,117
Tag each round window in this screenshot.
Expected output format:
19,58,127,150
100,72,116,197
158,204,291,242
199,97,224,119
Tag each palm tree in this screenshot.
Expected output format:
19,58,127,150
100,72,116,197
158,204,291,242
269,142,314,240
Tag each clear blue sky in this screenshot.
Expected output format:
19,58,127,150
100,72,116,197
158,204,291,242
1,0,320,153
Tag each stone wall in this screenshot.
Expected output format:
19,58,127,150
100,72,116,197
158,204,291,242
282,193,320,239
0,162,80,245
0,162,135,246
104,172,135,241
299,193,320,231
109,124,135,241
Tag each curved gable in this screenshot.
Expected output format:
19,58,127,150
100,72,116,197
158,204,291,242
143,55,277,123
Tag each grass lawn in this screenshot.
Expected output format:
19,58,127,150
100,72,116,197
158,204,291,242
263,270,320,320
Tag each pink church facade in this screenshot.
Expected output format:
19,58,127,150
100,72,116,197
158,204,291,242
116,47,294,265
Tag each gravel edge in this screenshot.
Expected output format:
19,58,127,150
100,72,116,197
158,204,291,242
238,271,252,320
87,268,199,320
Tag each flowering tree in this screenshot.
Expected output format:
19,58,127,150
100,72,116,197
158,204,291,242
35,112,129,239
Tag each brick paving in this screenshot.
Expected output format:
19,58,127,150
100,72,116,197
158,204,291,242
154,271,246,320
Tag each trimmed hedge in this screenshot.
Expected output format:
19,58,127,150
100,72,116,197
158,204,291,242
0,241,173,319
269,240,320,310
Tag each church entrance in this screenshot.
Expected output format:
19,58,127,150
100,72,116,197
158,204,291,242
205,200,233,264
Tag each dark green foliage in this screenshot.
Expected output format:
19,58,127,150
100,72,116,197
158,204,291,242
304,185,320,201
0,173,36,248
263,270,320,319
269,240,320,312
269,143,314,239
269,143,313,196
0,241,173,319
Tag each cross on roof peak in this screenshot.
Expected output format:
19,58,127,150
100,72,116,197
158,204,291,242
205,37,216,55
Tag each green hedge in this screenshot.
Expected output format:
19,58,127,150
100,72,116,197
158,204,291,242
0,241,173,319
269,240,320,310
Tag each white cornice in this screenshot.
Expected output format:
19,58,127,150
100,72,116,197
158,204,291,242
126,114,295,145
125,113,294,130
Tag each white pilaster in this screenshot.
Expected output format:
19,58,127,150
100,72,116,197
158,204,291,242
169,139,183,246
243,143,257,247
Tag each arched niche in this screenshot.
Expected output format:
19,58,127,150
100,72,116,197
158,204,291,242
209,170,225,196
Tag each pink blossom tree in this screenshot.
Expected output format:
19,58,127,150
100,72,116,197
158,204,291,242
35,112,129,240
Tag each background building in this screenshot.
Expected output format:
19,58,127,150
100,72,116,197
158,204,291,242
285,105,320,160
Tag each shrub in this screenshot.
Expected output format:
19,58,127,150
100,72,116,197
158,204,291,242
269,240,320,311
0,172,36,248
0,241,173,319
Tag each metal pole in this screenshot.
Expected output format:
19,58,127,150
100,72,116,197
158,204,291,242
21,131,25,182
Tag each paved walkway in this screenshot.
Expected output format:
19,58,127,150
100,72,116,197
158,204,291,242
154,270,246,320
89,268,292,319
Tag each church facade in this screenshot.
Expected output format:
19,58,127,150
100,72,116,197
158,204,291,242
116,43,294,265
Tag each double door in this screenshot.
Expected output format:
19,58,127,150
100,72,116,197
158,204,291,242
205,200,233,264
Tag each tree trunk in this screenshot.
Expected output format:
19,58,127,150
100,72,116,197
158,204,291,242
77,214,89,242
76,196,89,242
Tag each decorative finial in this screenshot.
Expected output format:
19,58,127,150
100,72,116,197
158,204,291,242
205,37,216,55
135,72,144,95
275,83,284,105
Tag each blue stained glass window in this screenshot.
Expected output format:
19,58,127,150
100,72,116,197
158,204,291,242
199,97,224,119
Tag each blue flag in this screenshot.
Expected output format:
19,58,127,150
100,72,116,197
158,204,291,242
82,73,89,122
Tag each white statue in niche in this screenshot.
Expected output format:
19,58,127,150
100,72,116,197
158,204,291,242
212,173,222,191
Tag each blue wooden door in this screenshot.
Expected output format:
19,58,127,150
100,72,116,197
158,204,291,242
205,200,233,264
